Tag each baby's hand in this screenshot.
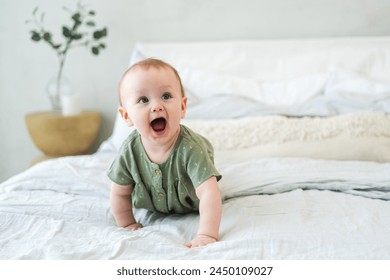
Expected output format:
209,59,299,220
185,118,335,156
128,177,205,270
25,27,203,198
125,223,143,231
186,234,217,248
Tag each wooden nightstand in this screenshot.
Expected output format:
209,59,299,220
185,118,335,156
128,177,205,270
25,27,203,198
25,111,101,163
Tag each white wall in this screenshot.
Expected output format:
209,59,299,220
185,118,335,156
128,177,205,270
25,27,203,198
1,0,390,182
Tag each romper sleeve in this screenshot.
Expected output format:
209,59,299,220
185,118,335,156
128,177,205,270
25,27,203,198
107,142,135,186
185,135,222,188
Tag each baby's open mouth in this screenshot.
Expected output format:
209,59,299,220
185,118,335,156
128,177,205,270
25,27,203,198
151,117,166,132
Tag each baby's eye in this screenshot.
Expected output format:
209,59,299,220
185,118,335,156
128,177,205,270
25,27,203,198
162,93,171,100
139,97,149,104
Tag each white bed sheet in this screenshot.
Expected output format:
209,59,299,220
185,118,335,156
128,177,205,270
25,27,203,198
1,152,390,259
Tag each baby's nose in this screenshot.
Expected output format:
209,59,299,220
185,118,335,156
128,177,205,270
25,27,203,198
151,102,164,112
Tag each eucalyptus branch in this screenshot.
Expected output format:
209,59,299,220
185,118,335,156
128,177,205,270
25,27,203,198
26,1,108,112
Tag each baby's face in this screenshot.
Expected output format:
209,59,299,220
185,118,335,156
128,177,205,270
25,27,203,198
119,66,187,146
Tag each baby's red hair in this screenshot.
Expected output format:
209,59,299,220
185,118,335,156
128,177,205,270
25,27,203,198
118,58,185,105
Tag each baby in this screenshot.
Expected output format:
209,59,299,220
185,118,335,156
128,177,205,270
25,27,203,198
107,58,222,248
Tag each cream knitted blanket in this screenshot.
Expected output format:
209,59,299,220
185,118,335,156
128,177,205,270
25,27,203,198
183,111,390,150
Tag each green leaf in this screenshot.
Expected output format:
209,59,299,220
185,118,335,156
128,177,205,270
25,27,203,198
93,30,101,39
99,43,106,49
88,10,95,16
72,33,83,40
62,26,72,38
43,32,52,41
91,46,99,55
72,12,81,21
31,31,41,41
72,12,82,25
93,28,108,39
86,21,96,27
101,27,108,37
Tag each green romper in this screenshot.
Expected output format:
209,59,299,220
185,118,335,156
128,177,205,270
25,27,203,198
107,125,222,214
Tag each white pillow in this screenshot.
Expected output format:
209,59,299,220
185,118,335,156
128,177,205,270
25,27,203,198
325,67,390,99
179,66,328,107
109,112,135,151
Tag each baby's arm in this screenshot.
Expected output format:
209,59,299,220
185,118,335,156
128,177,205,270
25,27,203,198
186,176,222,248
110,182,142,231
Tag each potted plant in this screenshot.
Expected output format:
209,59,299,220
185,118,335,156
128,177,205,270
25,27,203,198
25,1,107,162
26,1,108,113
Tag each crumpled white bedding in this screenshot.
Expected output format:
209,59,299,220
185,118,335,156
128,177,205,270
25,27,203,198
1,153,390,259
133,38,390,119
184,73,390,119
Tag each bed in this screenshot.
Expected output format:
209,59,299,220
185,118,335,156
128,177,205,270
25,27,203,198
1,37,390,260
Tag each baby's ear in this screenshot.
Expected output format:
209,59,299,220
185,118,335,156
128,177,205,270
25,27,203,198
180,96,188,119
118,107,134,127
